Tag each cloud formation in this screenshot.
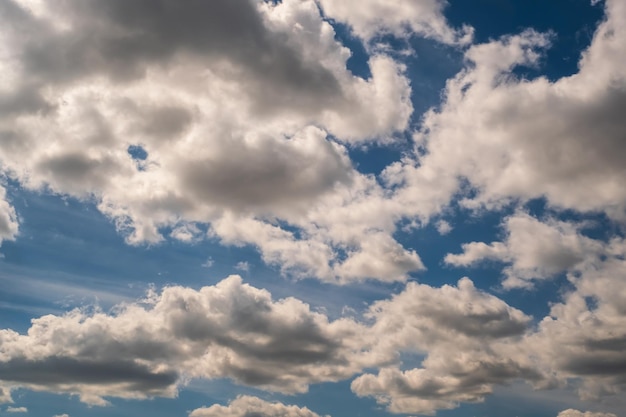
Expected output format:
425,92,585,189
397,0,626,220
557,410,617,417
317,0,472,45
0,0,422,283
445,212,602,288
1,261,624,414
352,278,541,414
0,275,370,405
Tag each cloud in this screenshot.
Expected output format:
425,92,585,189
6,407,27,413
435,220,452,235
445,213,602,288
557,410,617,417
389,0,626,223
317,0,473,45
2,262,624,413
52,415,69,417
444,213,626,402
0,275,369,405
189,396,327,417
0,272,545,412
352,278,541,414
0,0,420,283
234,261,250,272
0,186,19,245
530,236,626,400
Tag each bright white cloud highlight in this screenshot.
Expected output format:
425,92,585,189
0,186,18,245
189,396,327,417
445,212,603,288
317,0,472,45
400,0,626,220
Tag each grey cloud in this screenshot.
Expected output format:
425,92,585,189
351,278,542,414
352,356,543,415
0,357,177,393
35,152,121,194
9,0,341,114
178,130,353,212
368,277,531,347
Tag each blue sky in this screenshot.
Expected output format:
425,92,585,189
1,1,625,417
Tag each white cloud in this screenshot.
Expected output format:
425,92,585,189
400,0,626,220
445,213,602,288
1,263,624,413
189,396,327,417
234,261,250,272
0,186,18,245
0,275,371,405
52,414,69,417
317,0,473,45
435,220,452,235
557,410,617,417
6,407,27,413
0,0,418,283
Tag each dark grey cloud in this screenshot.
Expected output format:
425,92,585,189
178,130,353,212
0,357,177,393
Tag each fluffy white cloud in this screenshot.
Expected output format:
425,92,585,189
393,0,626,221
445,213,603,288
2,264,624,413
6,406,27,413
0,0,422,283
317,0,472,45
189,396,327,417
0,186,18,245
0,273,549,412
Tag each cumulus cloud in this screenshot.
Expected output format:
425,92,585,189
445,213,603,288
317,0,472,45
6,406,27,413
389,0,626,222
189,396,327,417
443,213,626,402
2,264,624,413
352,278,542,414
530,236,626,401
0,275,370,405
0,0,421,283
0,273,550,412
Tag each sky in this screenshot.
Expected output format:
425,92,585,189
0,0,625,416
